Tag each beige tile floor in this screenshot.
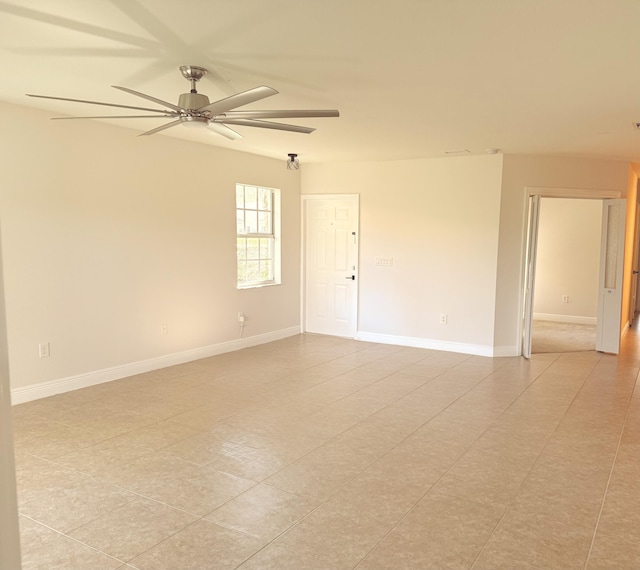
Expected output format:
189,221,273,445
11,331,640,569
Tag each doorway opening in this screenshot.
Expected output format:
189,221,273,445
530,197,600,354
522,187,624,358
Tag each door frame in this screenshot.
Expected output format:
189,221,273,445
301,194,360,336
521,186,622,357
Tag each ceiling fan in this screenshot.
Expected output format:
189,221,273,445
26,65,339,140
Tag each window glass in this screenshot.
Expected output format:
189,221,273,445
245,186,258,210
236,183,280,288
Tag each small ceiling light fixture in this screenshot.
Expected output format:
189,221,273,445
287,153,300,170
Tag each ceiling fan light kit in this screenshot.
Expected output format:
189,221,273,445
26,65,339,140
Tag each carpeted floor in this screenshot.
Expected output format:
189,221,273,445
531,319,596,353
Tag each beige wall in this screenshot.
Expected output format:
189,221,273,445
0,102,301,394
303,154,629,355
302,155,504,353
533,198,601,320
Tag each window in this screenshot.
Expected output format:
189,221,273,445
236,183,281,288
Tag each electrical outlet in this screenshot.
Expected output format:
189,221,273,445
160,323,169,335
238,312,245,323
38,342,50,358
440,314,448,325
561,295,569,303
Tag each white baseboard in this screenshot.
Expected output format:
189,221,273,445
11,326,301,405
533,313,597,325
355,331,517,357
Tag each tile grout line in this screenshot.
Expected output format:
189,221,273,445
31,341,436,570
227,354,453,483
18,340,435,554
230,363,487,569
229,354,490,569
21,337,633,569
465,352,604,569
582,376,639,570
13,344,493,554
12,358,525,570
19,512,127,568
351,355,560,569
14,339,402,566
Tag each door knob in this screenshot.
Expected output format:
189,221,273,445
345,275,355,280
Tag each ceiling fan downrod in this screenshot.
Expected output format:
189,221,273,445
180,65,207,94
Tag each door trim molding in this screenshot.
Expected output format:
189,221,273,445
520,186,623,356
525,186,622,200
301,194,360,336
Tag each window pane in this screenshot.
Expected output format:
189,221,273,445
247,238,260,260
258,188,271,211
260,260,272,281
259,238,271,259
235,186,244,208
245,186,258,210
237,238,247,260
236,210,245,234
237,260,247,283
246,261,260,282
244,211,257,233
258,211,271,233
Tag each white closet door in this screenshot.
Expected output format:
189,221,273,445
596,199,626,354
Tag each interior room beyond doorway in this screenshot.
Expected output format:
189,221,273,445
531,197,601,354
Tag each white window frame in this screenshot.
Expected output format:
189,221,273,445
236,183,281,289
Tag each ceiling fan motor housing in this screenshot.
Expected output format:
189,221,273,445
178,92,210,112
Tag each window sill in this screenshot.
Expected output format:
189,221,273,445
237,281,281,290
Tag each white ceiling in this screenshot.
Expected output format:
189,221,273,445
1,0,639,164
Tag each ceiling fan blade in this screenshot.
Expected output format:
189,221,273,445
220,109,340,119
219,118,315,134
138,119,183,136
207,122,243,140
26,93,166,114
52,115,175,120
112,85,184,113
198,86,278,115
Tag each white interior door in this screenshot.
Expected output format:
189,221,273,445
522,195,541,358
304,196,358,337
596,198,626,353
